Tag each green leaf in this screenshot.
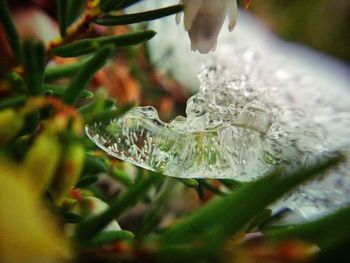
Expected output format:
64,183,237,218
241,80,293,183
138,178,178,236
7,71,26,92
0,0,22,63
245,209,272,232
43,83,93,99
78,89,114,122
0,94,26,110
265,205,350,249
52,30,156,57
115,0,146,10
86,230,134,247
62,45,113,105
44,58,89,81
96,5,183,26
100,0,145,13
66,0,86,26
313,238,350,263
178,178,198,188
87,104,134,124
23,40,46,96
159,154,344,247
112,168,134,186
75,173,163,242
57,210,82,223
220,178,246,190
56,0,68,37
21,111,40,134
258,208,292,230
82,155,109,175
52,39,98,57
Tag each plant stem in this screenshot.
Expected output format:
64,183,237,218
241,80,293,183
75,173,163,242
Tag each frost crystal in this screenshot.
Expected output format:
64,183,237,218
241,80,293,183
86,46,350,218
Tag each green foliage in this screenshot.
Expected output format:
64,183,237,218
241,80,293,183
0,0,349,262
100,0,145,13
52,30,156,57
43,84,94,99
75,172,164,242
96,5,183,26
87,103,134,124
56,0,69,37
62,45,113,105
66,0,86,27
23,40,45,96
155,155,344,261
44,58,89,81
266,205,350,249
86,230,135,247
0,94,26,110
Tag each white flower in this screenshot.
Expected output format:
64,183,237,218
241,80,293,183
176,0,238,53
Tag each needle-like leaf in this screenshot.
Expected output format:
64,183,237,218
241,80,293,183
96,5,183,26
62,45,113,105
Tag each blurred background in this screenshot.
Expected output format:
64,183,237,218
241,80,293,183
250,0,350,62
2,0,349,119
7,0,350,60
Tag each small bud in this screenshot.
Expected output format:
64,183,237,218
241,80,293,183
21,133,62,195
0,163,71,263
0,109,23,144
49,142,85,206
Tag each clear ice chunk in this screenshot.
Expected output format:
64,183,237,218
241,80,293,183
86,47,350,218
86,76,278,181
86,103,271,180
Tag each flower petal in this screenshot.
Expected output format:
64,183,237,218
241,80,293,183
187,0,227,53
182,0,204,30
175,0,183,25
227,0,238,31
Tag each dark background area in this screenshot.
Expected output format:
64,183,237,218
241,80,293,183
249,0,350,62
8,0,350,61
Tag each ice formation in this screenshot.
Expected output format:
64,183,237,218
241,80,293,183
86,45,350,218
87,4,350,218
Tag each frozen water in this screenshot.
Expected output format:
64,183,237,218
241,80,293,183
86,45,350,218
86,47,350,177
87,4,350,218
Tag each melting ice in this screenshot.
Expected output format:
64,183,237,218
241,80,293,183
86,9,350,218
87,48,350,176
86,46,350,218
